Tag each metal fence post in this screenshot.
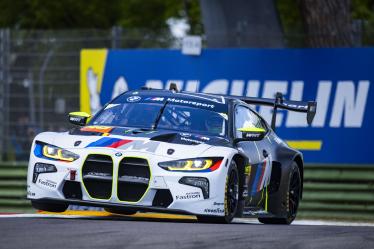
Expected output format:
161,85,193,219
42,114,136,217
0,29,10,161
38,47,55,130
111,26,122,48
0,29,4,161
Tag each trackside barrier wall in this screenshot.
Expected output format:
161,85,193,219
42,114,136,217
80,48,374,165
1,163,373,220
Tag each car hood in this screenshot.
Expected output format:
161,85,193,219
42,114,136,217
34,127,231,159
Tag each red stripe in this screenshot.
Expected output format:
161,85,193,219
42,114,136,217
256,160,267,191
209,160,223,172
107,139,133,148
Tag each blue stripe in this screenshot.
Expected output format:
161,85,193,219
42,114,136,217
86,137,122,148
251,163,263,194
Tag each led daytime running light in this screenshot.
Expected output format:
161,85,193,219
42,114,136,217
42,144,78,162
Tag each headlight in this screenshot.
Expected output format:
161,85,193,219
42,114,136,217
42,144,79,162
158,157,223,172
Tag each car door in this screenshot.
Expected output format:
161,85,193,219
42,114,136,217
234,105,272,211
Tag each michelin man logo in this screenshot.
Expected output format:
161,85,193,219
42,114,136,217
87,68,128,114
87,68,101,115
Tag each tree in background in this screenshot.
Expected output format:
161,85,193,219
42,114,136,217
0,0,123,29
351,0,374,45
0,0,202,36
277,0,374,47
298,0,353,47
0,0,372,47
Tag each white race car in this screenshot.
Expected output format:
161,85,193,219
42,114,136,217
27,87,316,224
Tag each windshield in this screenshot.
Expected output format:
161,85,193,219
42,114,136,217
90,102,227,137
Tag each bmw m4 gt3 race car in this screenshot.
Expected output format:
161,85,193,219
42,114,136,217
27,85,316,224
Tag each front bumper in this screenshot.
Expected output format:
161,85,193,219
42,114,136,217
27,147,228,216
29,197,195,216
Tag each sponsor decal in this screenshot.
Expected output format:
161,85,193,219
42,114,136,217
213,202,224,206
81,126,113,133
127,96,141,102
27,191,35,197
117,140,160,153
74,141,82,147
204,208,225,214
180,136,202,144
120,175,149,182
69,116,84,122
166,97,215,109
88,172,111,177
243,132,262,139
175,191,201,200
38,179,57,189
242,210,268,215
146,97,164,102
180,133,210,142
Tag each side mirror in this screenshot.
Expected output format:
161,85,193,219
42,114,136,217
236,127,266,142
68,112,91,126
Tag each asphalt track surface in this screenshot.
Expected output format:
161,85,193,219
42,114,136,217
1,214,374,249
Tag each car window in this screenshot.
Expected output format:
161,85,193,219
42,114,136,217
235,105,266,138
158,104,227,137
90,102,227,137
91,103,163,128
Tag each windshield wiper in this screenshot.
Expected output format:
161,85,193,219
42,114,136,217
152,101,168,130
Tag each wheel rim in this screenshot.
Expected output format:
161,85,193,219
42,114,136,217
227,169,239,216
289,169,301,218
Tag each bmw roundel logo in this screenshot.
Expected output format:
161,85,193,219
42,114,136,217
127,96,141,102
115,152,123,157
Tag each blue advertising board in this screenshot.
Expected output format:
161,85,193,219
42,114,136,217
80,48,374,164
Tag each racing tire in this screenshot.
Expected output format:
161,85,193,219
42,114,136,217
197,161,239,224
258,161,301,225
104,208,137,216
31,200,68,212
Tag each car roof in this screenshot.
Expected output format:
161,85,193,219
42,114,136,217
112,89,232,113
123,89,228,104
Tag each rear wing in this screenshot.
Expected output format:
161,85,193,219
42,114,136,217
226,92,317,130
158,84,317,131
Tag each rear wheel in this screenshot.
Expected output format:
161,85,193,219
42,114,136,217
104,208,137,215
197,161,239,224
31,200,68,212
258,162,301,225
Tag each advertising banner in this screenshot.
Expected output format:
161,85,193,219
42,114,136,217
80,48,373,164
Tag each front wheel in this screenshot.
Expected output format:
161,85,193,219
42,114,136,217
197,161,239,224
258,162,301,225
